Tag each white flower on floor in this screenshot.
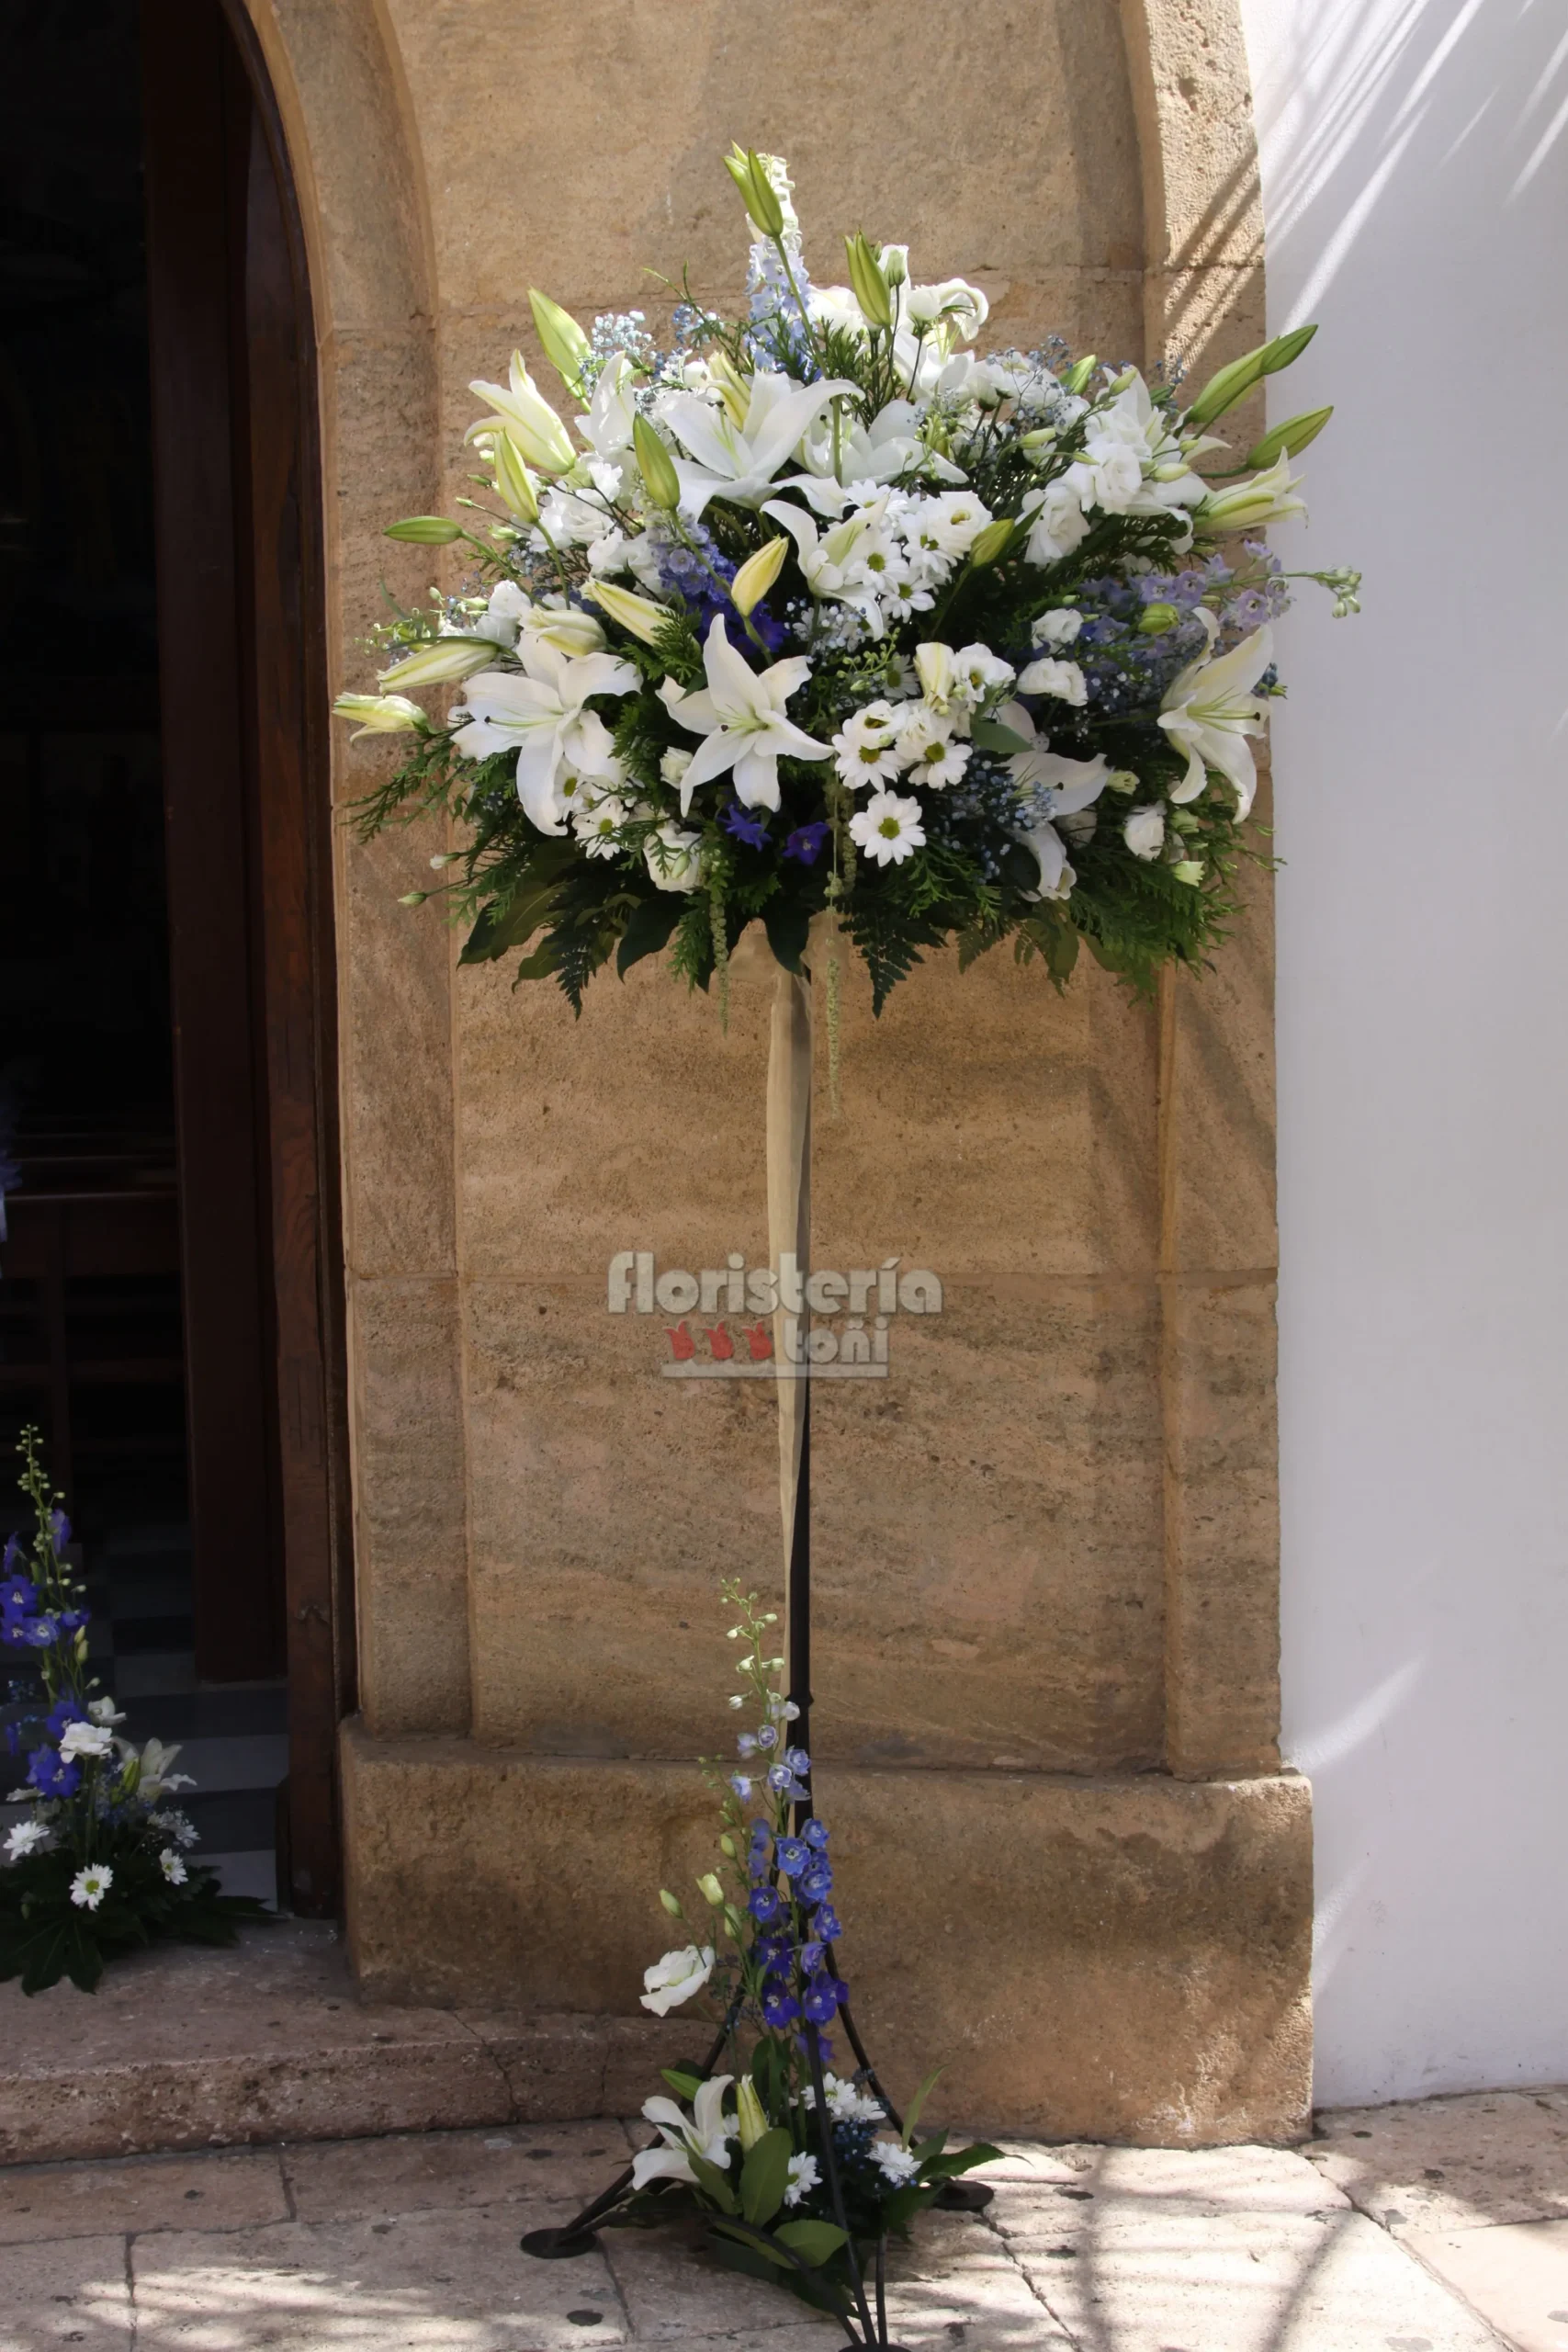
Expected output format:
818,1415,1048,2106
873,2140,920,2185
5,1820,48,1860
784,2152,821,2207
136,1738,197,1802
69,1864,112,1911
631,2073,733,2189
148,1809,200,1849
159,1848,188,1887
849,789,925,865
639,1942,716,2016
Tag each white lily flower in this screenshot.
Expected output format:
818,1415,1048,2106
136,1736,197,1801
657,369,859,514
333,692,428,743
451,641,637,834
792,400,930,509
575,353,639,463
1157,618,1273,817
465,351,575,474
1001,699,1111,900
631,2072,733,2190
660,615,830,812
1195,456,1307,536
761,498,886,634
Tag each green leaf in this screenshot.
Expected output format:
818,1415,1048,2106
660,2068,705,2101
902,2065,944,2145
916,2140,1003,2182
739,2127,793,2226
616,895,685,978
689,2152,738,2214
970,717,1033,757
762,899,810,974
773,2218,847,2266
710,2219,795,2270
459,884,558,965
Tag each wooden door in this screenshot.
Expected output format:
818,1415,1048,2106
141,0,355,1914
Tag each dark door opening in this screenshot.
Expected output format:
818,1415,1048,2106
0,0,353,1917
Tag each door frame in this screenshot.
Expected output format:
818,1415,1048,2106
141,0,355,1915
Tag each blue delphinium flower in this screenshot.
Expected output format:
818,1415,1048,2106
748,1885,784,1924
796,1860,833,1907
784,821,829,865
28,1744,79,1797
774,1837,810,1879
814,1903,843,1942
802,1978,840,2024
45,1696,86,1737
762,1984,802,2027
754,1933,793,1974
755,1724,779,1751
49,1510,70,1548
737,1732,759,1758
784,1747,810,1775
802,1818,829,1850
723,803,770,850
729,1772,753,1800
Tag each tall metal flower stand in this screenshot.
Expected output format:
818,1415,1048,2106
522,949,990,2348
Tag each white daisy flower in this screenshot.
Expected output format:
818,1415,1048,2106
784,2152,821,2208
69,1864,113,1911
5,1820,48,1860
571,795,632,858
830,700,904,789
849,790,926,866
159,1848,188,1886
873,2139,920,2185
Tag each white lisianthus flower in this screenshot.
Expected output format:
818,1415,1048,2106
1032,608,1084,649
643,822,705,894
1021,480,1089,566
660,616,831,813
1123,806,1167,860
1016,655,1088,707
159,1848,188,1886
950,644,1016,705
849,790,925,866
631,2073,732,2188
5,1820,48,1860
87,1698,127,1726
70,1864,113,1911
784,2151,822,2208
873,2140,920,2185
917,490,994,560
660,746,693,790
59,1721,114,1765
831,702,904,789
1157,618,1273,817
640,1943,716,2016
451,642,638,836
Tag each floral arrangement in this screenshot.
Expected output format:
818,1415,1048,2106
337,146,1356,1015
0,1430,266,1994
604,1580,998,2339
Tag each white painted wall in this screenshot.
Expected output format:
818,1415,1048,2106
1236,0,1568,2105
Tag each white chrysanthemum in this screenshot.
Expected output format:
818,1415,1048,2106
572,796,632,859
849,790,925,866
5,1820,48,1860
159,1848,188,1887
873,2139,920,2185
831,701,904,789
784,2152,821,2208
70,1864,113,1911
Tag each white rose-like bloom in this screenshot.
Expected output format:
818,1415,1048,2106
1123,806,1167,861
639,1944,716,2017
644,822,705,894
1022,481,1089,566
1070,439,1145,513
660,746,694,789
917,490,994,560
5,1820,47,1859
950,644,1016,705
58,1721,115,1764
1016,655,1088,707
1032,608,1084,649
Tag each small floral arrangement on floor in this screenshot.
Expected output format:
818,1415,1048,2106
337,145,1357,1015
608,1581,998,2339
0,1430,267,1994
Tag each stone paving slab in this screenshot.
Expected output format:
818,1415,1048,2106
1314,2087,1568,2232
0,2109,1540,2351
1405,2218,1568,2352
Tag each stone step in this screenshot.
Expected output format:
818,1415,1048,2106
0,1923,689,2166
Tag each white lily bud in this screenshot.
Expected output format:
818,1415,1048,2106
736,2076,770,2153
333,693,429,742
585,580,670,647
378,637,497,690
729,536,788,617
